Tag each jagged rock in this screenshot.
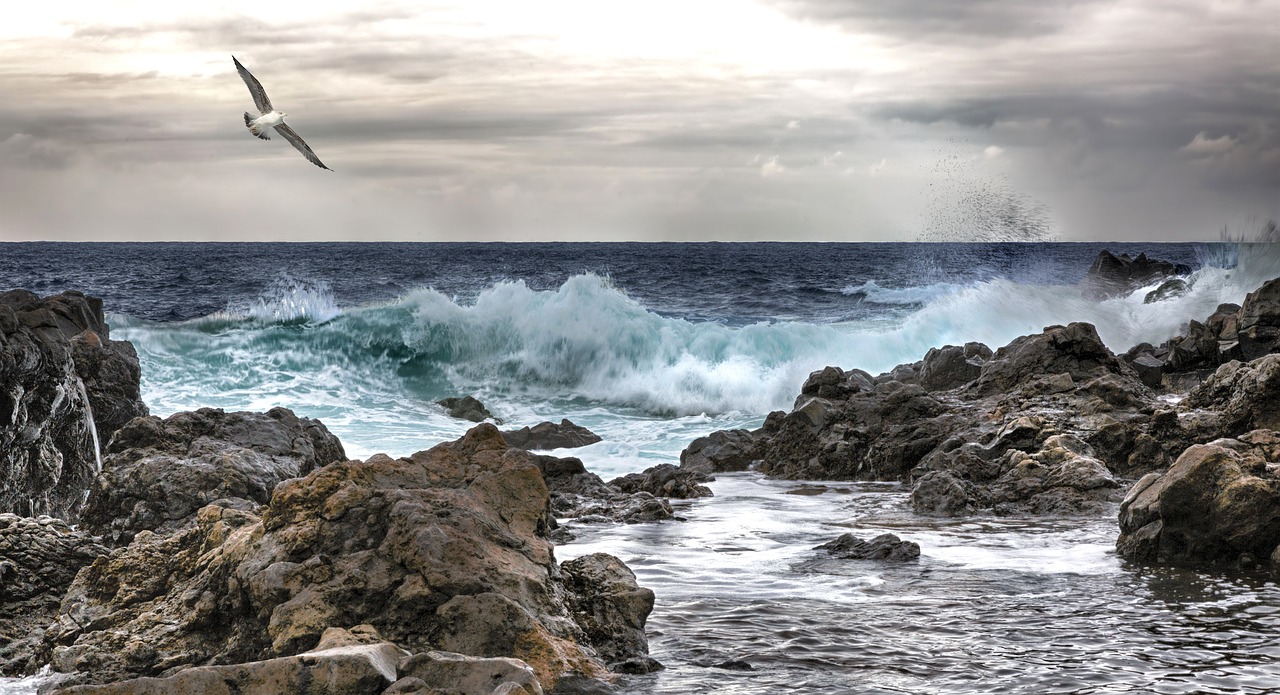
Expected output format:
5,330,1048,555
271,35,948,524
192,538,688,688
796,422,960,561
1129,354,1165,389
918,343,991,392
528,456,676,523
678,429,761,475
41,425,643,691
973,323,1139,397
798,366,874,402
437,396,499,424
0,290,147,520
502,420,602,450
815,532,920,561
1083,250,1189,299
1144,278,1191,304
79,407,347,546
0,514,109,676
560,553,657,670
1117,431,1280,570
1238,277,1280,360
609,464,712,499
1183,355,1280,437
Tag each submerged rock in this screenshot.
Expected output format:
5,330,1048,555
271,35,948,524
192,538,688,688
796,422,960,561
437,396,500,424
503,419,602,450
0,290,147,520
41,424,650,691
610,464,712,500
815,532,920,561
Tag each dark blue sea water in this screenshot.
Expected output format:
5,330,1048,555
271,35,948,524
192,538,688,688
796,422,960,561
3,241,1279,694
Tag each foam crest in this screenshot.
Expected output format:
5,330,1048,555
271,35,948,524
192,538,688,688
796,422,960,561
242,277,342,323
841,280,964,305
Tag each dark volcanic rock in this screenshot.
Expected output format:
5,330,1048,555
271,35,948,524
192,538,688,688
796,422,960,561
41,425,642,691
503,419,602,450
973,323,1136,396
679,429,761,475
560,553,658,670
1183,355,1280,437
610,464,712,499
528,454,677,523
0,514,109,676
1117,430,1280,570
79,407,347,546
1144,278,1191,304
918,343,991,392
0,290,147,520
815,532,920,561
437,396,499,424
1083,250,1190,299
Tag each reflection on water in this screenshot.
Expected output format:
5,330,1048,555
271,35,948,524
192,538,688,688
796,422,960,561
557,474,1280,695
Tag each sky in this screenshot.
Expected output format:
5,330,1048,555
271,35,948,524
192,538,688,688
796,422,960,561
1,0,1278,242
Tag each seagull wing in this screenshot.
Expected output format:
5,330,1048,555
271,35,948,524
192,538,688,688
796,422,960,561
274,124,332,170
233,56,273,115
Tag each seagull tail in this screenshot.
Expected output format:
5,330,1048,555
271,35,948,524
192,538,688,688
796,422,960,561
244,112,270,141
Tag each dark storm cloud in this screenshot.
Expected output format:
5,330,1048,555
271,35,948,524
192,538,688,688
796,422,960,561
770,0,1106,42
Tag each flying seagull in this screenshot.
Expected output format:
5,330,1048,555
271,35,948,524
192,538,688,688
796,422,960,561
233,56,332,171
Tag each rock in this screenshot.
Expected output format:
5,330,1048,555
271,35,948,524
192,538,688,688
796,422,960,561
1237,277,1280,360
1083,250,1189,299
973,323,1139,397
42,425,635,691
437,396,499,424
815,532,920,561
398,651,542,695
1144,278,1191,304
679,429,761,475
918,343,990,392
1117,431,1280,569
1184,355,1280,437
502,420,602,450
529,456,676,524
1129,354,1165,389
49,628,406,694
0,514,109,676
0,290,147,520
560,553,657,670
798,366,874,401
609,464,712,499
79,407,347,545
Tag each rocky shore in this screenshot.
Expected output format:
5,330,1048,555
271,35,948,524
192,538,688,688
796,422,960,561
4,259,1280,691
681,272,1280,573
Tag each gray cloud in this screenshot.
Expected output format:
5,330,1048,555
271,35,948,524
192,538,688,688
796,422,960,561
771,0,1107,42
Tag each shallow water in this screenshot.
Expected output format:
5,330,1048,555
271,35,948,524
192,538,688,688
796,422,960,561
557,475,1280,694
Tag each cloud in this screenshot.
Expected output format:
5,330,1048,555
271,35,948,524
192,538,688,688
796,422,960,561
1180,131,1236,157
760,155,786,177
984,145,1004,158
770,0,1107,42
0,133,78,170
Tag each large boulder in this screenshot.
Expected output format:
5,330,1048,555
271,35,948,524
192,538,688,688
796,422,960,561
814,533,920,561
79,407,347,546
679,429,761,475
1237,278,1280,360
0,514,109,676
1183,355,1280,438
559,553,658,672
917,343,991,392
41,425,648,691
1117,431,1280,570
1082,250,1189,299
973,323,1139,397
0,290,147,519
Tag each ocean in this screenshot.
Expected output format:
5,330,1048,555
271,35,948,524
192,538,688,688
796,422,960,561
3,241,1280,694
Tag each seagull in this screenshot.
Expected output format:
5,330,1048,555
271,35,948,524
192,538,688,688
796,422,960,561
233,56,332,171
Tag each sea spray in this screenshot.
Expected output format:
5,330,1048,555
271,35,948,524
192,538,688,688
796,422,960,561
74,376,102,477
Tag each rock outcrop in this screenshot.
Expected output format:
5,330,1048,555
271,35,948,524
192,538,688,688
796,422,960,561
681,323,1189,516
1117,430,1280,570
502,420,602,450
0,514,109,676
0,290,147,519
78,407,347,546
437,396,499,424
40,424,652,692
531,455,703,527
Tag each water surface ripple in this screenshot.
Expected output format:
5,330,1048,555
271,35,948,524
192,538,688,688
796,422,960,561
557,475,1280,694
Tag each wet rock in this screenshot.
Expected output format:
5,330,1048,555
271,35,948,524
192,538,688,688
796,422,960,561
42,425,636,691
398,651,543,695
0,514,109,676
1083,250,1190,299
1237,278,1280,360
502,419,602,450
1183,355,1280,437
0,290,147,520
437,396,500,424
815,532,920,561
560,553,657,670
1117,431,1280,569
79,407,347,546
1144,278,1190,304
973,323,1139,397
529,456,678,523
1129,354,1166,389
679,429,761,475
798,366,874,401
609,464,712,499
